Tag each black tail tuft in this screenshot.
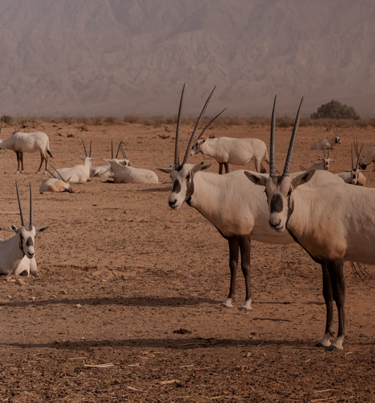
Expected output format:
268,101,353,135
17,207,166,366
47,149,53,158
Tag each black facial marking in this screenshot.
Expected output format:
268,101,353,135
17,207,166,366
172,179,181,193
270,194,283,213
26,237,34,247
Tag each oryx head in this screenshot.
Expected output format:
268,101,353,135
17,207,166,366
244,96,314,232
48,165,74,193
11,182,49,260
104,141,130,166
158,84,224,209
348,138,364,185
317,147,334,170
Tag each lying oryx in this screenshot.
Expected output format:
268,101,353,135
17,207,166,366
311,129,341,150
105,144,158,184
0,131,53,173
245,96,375,351
359,146,375,170
51,141,93,183
39,166,74,193
161,85,344,310
191,135,269,174
0,182,48,276
337,140,366,186
90,141,130,179
300,147,334,171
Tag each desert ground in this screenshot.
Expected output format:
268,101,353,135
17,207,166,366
1,120,375,402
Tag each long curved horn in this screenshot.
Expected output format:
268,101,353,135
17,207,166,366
197,108,227,140
111,140,113,159
89,141,92,158
282,97,304,177
82,141,87,157
116,141,122,159
322,146,326,159
269,95,277,177
356,143,364,171
182,86,216,164
351,144,354,171
175,83,185,167
15,181,25,227
120,144,127,160
29,183,33,227
50,164,67,183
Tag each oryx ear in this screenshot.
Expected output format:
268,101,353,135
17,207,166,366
244,171,268,186
36,226,49,233
157,166,173,174
9,224,18,232
191,163,211,174
291,170,316,190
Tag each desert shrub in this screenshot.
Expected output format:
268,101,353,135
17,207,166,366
276,116,294,128
246,117,269,126
1,115,13,124
311,100,360,120
124,114,141,124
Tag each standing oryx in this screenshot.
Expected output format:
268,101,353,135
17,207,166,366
311,128,341,150
162,85,344,310
190,135,269,174
245,96,375,351
50,141,93,183
0,182,48,276
0,131,53,173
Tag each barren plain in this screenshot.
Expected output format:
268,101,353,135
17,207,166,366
1,121,375,402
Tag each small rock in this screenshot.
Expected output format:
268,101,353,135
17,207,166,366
30,296,36,301
173,328,192,335
59,290,68,295
360,333,370,338
15,278,25,286
75,304,82,308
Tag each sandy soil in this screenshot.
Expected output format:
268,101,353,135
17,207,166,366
1,121,375,402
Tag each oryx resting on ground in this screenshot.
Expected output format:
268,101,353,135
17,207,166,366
161,85,344,310
0,182,48,276
90,140,130,179
245,96,375,350
337,140,366,186
0,131,53,173
39,165,74,193
300,147,334,172
190,135,269,174
50,141,93,183
359,145,375,170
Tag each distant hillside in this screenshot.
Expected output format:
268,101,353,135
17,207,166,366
0,0,374,117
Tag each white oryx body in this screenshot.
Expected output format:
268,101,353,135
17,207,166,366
90,159,130,179
0,183,48,276
164,85,344,311
52,158,92,183
301,148,334,171
191,136,269,174
337,171,366,186
107,160,158,184
359,146,375,170
311,135,341,150
245,96,373,351
0,131,53,173
39,178,73,193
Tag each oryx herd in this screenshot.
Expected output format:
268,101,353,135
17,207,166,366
1,85,375,352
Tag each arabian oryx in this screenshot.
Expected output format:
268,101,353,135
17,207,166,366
300,147,334,172
39,165,74,193
90,140,130,180
337,140,366,186
245,96,375,350
0,182,48,276
160,85,344,311
311,128,341,151
190,135,269,174
359,145,375,170
0,131,53,173
50,141,94,183
105,144,158,184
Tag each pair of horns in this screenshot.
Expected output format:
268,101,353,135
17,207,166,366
82,141,92,158
351,137,363,171
47,165,70,184
15,181,33,227
174,84,226,167
269,95,304,177
112,140,127,160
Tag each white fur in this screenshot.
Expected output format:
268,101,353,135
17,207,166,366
39,178,73,193
311,135,341,150
359,146,375,170
51,157,93,183
337,171,366,186
106,159,158,184
90,158,130,179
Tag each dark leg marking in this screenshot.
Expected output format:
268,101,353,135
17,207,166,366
238,234,252,309
226,237,239,304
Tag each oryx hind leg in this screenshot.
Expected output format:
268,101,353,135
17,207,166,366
222,237,239,308
238,234,252,310
37,151,47,174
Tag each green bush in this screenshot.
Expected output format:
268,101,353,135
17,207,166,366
1,115,13,124
311,100,360,120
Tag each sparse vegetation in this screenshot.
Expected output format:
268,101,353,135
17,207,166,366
311,100,361,120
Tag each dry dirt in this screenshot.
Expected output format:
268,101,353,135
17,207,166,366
1,122,375,402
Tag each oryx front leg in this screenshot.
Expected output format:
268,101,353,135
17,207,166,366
239,234,252,310
221,237,239,308
16,152,22,173
224,162,229,174
316,262,335,348
218,163,224,175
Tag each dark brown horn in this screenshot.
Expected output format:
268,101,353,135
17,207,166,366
89,141,92,157
269,95,277,177
82,141,87,157
50,164,67,183
116,141,122,159
182,86,216,164
174,83,185,167
322,146,326,159
197,108,227,139
29,183,33,227
282,97,304,177
355,142,364,171
111,140,113,159
120,144,127,159
351,144,354,171
15,181,25,227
